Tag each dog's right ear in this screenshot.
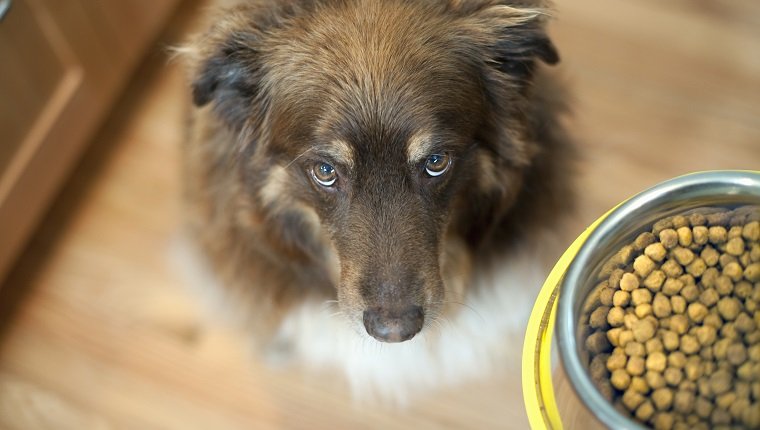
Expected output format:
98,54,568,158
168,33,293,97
184,11,269,130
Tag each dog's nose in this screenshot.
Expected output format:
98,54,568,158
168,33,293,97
363,306,424,343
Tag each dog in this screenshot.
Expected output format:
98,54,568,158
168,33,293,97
178,0,575,402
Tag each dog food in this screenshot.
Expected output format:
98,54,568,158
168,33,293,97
580,207,760,430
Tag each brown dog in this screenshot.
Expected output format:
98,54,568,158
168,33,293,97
179,0,574,400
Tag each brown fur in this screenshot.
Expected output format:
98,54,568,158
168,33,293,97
181,0,575,345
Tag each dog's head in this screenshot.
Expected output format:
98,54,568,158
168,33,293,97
187,0,559,343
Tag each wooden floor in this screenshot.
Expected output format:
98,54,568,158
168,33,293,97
1,1,759,429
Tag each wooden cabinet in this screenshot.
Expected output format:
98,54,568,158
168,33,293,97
0,0,181,282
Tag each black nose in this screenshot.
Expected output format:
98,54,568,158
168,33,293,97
363,306,424,343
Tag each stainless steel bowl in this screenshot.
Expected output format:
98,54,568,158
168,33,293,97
557,170,760,429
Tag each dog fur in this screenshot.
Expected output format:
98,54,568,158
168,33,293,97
179,0,574,401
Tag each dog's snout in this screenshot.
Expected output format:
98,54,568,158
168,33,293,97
363,305,424,343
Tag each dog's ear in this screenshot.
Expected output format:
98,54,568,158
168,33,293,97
463,4,559,80
183,10,271,130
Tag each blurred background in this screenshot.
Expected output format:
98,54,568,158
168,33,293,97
0,0,758,428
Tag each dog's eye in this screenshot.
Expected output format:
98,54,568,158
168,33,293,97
312,162,337,187
424,153,451,177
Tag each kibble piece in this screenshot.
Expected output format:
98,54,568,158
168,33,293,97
661,259,684,278
735,281,753,299
586,331,612,354
651,293,672,319
751,244,760,262
620,273,640,291
671,296,687,314
681,284,700,303
670,315,689,335
660,229,679,249
622,388,646,411
607,327,623,346
635,400,655,421
678,274,695,287
664,367,683,386
630,376,649,394
684,359,702,381
599,306,625,327
668,351,687,369
635,231,656,250
652,387,674,411
625,341,646,357
589,353,609,381
633,319,656,342
743,402,760,428
634,255,657,278
735,312,757,333
676,226,693,247
715,275,734,296
746,262,760,282
618,330,634,347
647,352,668,372
727,343,748,366
610,368,631,390
703,312,722,329
708,226,728,244
743,220,760,240
710,408,732,426
746,298,758,313
726,236,745,256
662,278,684,296
662,330,680,351
635,303,653,319
686,258,706,277
612,290,631,307
701,247,721,269
643,270,666,291
627,356,646,376
687,302,709,323
590,305,611,329
748,344,760,362
737,362,754,381
709,369,733,395
723,261,744,282
646,338,664,355
673,247,695,266
674,389,695,414
693,225,709,245
716,391,737,411
609,268,625,289
599,287,614,306
714,338,731,360
680,334,700,355
698,288,719,307
695,325,717,346
717,297,741,320
719,253,738,269
607,351,627,371
695,396,713,418
652,412,674,430
720,321,738,340
646,370,667,390
646,242,668,262
631,288,653,306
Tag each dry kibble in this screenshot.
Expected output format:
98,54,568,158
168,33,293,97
693,226,709,245
609,268,625,289
586,331,612,354
711,408,731,426
717,297,741,320
674,389,695,414
626,341,646,357
633,319,656,343
670,315,689,335
681,284,700,303
652,387,674,411
687,302,709,323
703,313,722,329
723,261,744,282
743,402,760,427
680,334,700,355
620,273,640,292
684,359,702,381
634,255,657,278
673,247,695,266
652,293,672,318
695,396,713,418
660,229,679,249
715,391,736,410
699,288,719,307
726,237,745,256
746,262,760,282
737,362,754,381
695,325,717,347
664,367,683,386
727,343,747,366
720,321,738,340
743,221,760,240
611,368,632,390
647,352,668,372
668,351,687,369
653,414,675,430
735,312,757,333
662,259,684,278
607,327,623,346
646,370,667,390
715,275,734,296
748,344,760,362
646,338,664,354
635,400,655,421
646,242,668,262
622,388,646,411
677,226,693,247
720,253,738,269
671,296,687,314
599,306,625,327
735,281,753,299
644,270,666,291
618,330,634,347
635,303,653,318
630,376,650,394
686,258,706,277
607,352,627,371
590,306,611,329
662,330,680,351
632,288,653,306
627,356,646,376
599,287,614,306
714,338,731,360
662,278,684,296
635,231,656,250
709,369,732,396
708,226,728,244
613,290,631,307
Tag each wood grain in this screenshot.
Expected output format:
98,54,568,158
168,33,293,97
1,0,759,428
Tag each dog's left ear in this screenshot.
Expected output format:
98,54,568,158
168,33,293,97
463,4,559,80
